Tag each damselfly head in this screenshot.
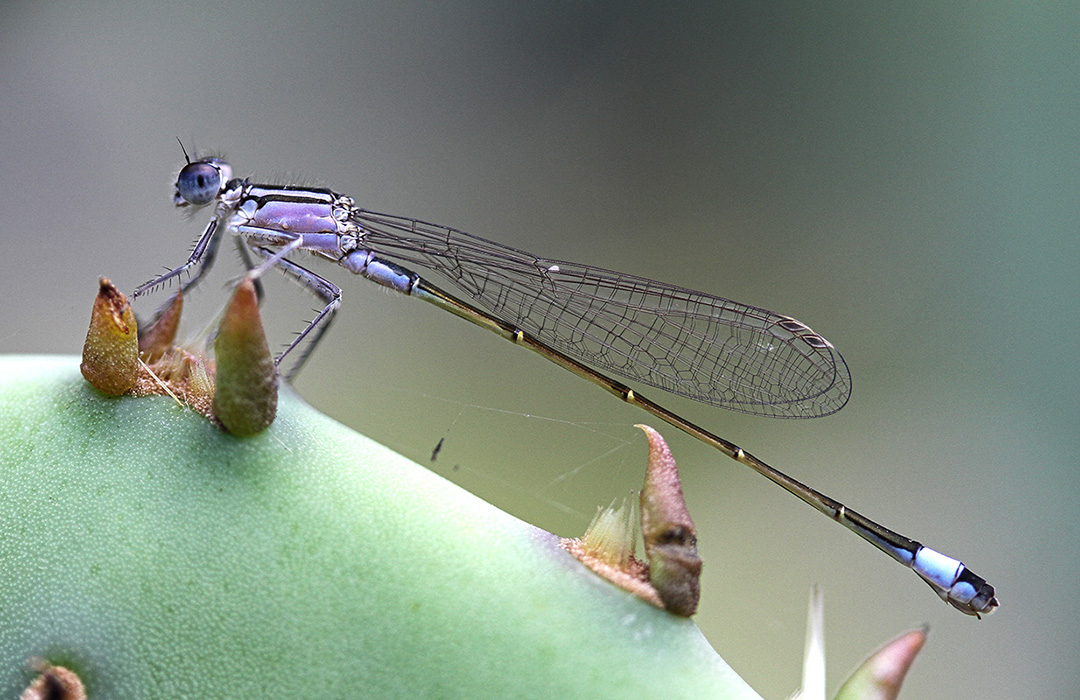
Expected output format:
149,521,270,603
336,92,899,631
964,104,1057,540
173,158,231,208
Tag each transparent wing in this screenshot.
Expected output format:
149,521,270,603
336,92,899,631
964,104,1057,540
352,210,851,418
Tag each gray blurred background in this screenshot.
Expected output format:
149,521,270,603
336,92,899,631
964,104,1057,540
1,2,1076,698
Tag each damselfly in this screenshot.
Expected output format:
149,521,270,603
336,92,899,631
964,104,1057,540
133,147,997,616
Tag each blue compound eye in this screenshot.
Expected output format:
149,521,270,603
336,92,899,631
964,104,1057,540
175,161,222,206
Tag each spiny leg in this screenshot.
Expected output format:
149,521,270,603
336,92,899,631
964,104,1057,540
133,218,224,327
133,219,222,299
234,237,265,304
249,245,342,380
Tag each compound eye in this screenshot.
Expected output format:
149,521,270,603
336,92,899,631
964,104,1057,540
175,161,222,206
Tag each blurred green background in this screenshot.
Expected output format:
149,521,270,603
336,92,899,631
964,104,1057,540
1,2,1075,698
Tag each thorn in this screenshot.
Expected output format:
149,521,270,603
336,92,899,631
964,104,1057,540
138,291,183,362
81,277,139,395
21,660,86,700
212,277,278,436
637,424,701,616
834,626,929,700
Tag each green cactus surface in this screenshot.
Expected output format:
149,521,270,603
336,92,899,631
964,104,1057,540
0,356,761,699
